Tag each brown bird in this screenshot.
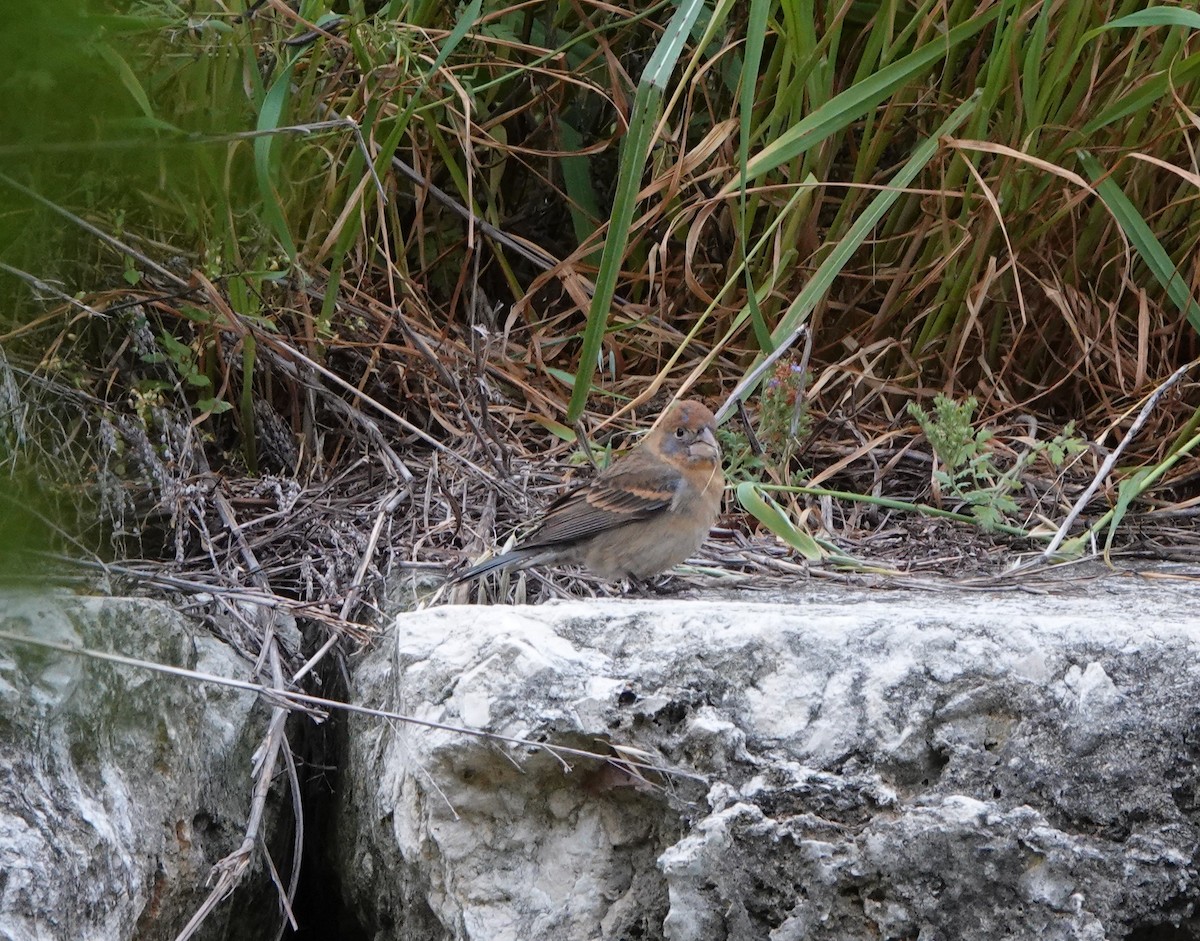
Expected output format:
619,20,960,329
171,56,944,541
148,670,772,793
453,399,724,583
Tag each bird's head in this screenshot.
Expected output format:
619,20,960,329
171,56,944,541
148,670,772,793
658,399,720,465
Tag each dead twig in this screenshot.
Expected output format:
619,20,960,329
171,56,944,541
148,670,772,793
1042,360,1195,559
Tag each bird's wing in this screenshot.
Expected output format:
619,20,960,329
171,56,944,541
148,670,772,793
520,465,682,548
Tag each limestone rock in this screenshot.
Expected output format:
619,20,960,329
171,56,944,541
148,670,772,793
341,584,1200,940
0,593,261,941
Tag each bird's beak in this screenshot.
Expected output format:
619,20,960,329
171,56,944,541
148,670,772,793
691,426,719,460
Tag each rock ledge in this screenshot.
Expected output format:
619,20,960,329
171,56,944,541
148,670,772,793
342,585,1200,941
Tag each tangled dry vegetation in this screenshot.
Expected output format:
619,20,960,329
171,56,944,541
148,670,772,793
1,3,1199,933
1,0,1199,634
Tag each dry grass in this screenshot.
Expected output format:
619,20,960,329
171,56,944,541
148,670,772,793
2,0,1199,620
4,2,1200,609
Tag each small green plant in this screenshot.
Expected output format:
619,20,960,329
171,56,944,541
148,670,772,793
568,436,616,470
719,359,813,483
121,253,142,286
133,307,232,420
715,357,811,482
717,425,766,481
907,394,1085,531
760,359,812,466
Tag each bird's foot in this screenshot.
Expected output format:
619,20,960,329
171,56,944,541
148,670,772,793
621,574,681,596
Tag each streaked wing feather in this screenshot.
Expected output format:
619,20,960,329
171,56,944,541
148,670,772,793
520,466,681,548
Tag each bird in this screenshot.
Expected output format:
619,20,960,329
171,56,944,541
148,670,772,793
452,399,724,584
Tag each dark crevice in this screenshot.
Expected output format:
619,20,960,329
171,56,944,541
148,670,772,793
1126,925,1200,941
282,658,368,941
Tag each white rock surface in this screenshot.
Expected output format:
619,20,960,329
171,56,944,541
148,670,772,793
342,581,1200,941
0,593,261,941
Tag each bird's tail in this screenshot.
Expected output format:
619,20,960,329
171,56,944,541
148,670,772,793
449,547,542,584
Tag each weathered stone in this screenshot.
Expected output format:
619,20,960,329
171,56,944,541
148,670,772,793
0,593,262,941
341,583,1200,940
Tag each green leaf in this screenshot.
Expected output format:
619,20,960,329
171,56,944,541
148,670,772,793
392,0,481,137
972,505,1002,531
1078,150,1200,336
157,331,193,362
736,0,775,353
178,305,214,323
726,8,1000,191
567,0,709,422
94,42,160,125
1079,51,1200,135
1083,7,1200,35
527,415,577,442
558,119,602,265
254,58,300,263
196,398,233,415
735,482,826,561
1103,468,1151,554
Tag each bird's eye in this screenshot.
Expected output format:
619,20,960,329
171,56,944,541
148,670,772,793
674,427,686,438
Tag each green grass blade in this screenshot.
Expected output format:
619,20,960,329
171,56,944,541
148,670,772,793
738,0,775,353
395,0,481,137
1065,424,1200,558
558,119,603,267
1020,2,1052,128
94,42,172,129
566,0,709,422
564,96,659,422
757,91,981,367
255,58,299,263
1065,11,1200,135
1078,150,1200,336
773,483,1033,539
1081,50,1200,136
725,6,1000,191
1102,468,1150,556
1083,7,1200,36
